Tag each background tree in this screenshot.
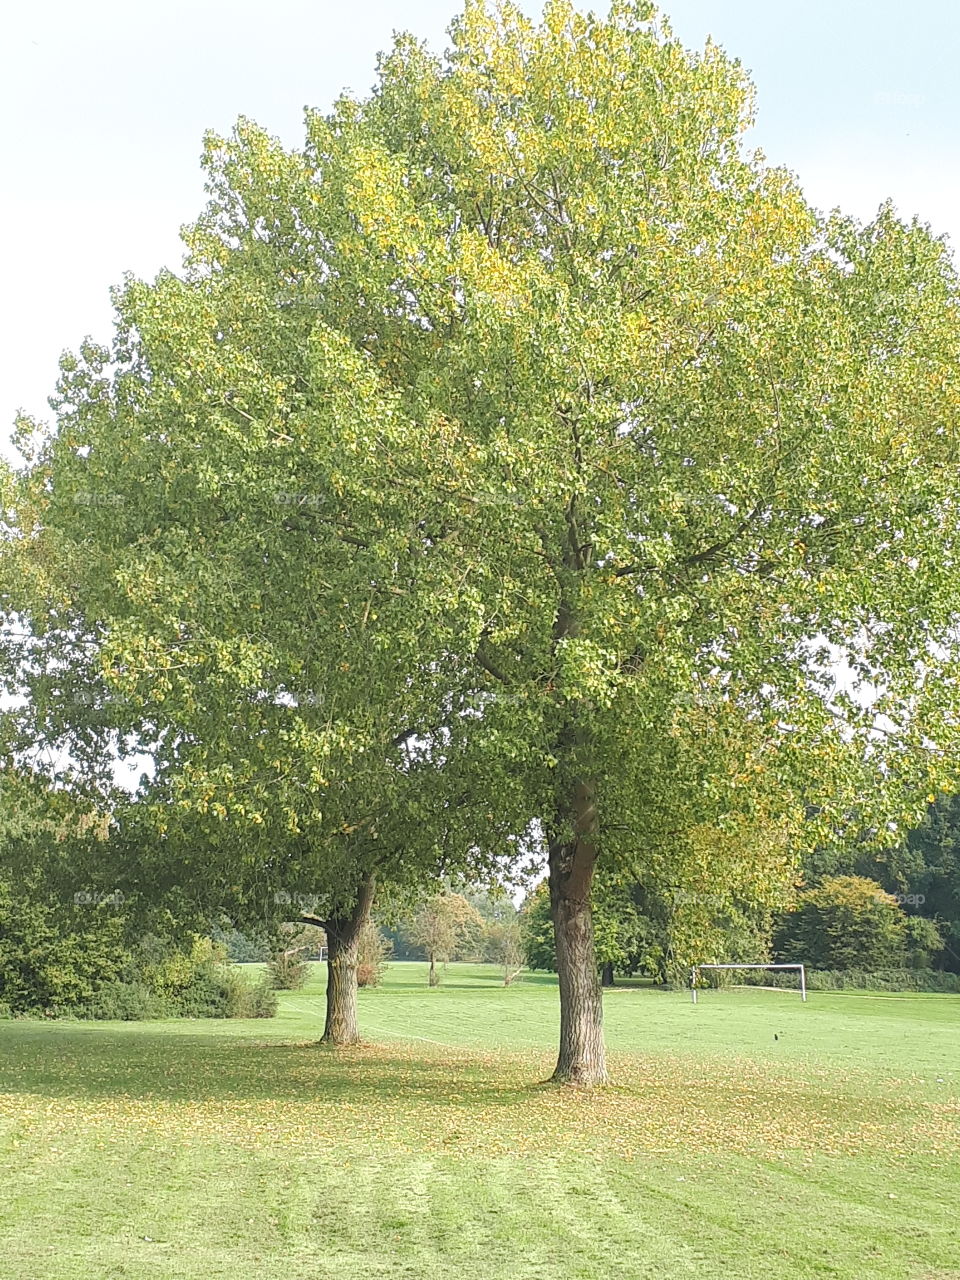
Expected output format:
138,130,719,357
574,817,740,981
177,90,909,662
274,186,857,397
405,892,484,986
521,879,644,984
522,806,794,985
903,798,960,966
482,917,525,984
356,920,391,987
903,915,943,969
796,793,960,971
211,926,271,963
774,876,909,971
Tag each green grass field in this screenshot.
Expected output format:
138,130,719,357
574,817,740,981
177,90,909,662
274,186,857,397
1,962,958,1279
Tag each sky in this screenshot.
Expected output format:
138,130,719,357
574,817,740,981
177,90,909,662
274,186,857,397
2,0,959,456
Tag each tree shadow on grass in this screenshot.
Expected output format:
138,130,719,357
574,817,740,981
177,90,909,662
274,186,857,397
0,1022,549,1109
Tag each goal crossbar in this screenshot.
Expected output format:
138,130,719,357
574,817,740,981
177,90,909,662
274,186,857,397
690,963,806,1003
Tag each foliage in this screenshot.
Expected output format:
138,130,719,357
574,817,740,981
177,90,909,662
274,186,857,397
806,967,960,993
481,917,524,983
244,974,280,1017
522,859,779,983
389,886,517,962
0,879,130,1015
81,980,170,1020
903,915,943,968
266,923,324,990
797,794,960,971
734,965,960,993
212,925,271,963
267,950,309,991
356,920,391,987
774,876,908,971
519,883,555,971
520,879,644,976
404,892,485,985
901,796,960,969
0,881,276,1019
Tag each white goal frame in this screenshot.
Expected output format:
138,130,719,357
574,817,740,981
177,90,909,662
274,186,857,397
690,963,806,1003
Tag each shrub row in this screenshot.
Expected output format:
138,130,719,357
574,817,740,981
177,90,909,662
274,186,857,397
713,967,960,993
807,968,960,993
77,968,278,1020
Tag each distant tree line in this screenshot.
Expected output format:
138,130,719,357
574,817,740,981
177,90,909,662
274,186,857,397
518,796,960,987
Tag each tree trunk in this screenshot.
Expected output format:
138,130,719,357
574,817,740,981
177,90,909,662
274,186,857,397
320,872,376,1046
601,961,615,988
548,779,608,1086
428,953,439,987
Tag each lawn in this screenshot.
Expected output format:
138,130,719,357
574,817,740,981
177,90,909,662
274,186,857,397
1,962,958,1279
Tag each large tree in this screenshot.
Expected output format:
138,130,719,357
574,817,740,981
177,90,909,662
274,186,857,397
11,1,960,1084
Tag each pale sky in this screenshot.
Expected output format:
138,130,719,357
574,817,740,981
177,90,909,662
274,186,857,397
2,0,958,454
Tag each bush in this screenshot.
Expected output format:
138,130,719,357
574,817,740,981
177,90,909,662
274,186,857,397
807,968,960,993
175,961,249,1017
0,882,278,1020
80,980,170,1021
243,975,279,1017
267,949,309,990
267,922,324,989
0,881,130,1015
357,921,390,988
163,958,278,1019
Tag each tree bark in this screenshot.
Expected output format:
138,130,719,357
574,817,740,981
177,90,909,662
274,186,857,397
601,961,615,988
548,779,608,1086
320,871,376,1046
428,953,439,987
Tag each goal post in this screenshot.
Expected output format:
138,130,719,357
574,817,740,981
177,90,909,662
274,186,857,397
690,963,807,1003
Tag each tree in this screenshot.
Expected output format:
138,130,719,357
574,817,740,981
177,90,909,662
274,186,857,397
904,915,943,969
8,409,508,1047
483,917,525,984
523,812,795,985
267,921,324,990
774,876,908,971
12,1,960,1085
302,868,379,1037
0,878,129,1014
900,797,960,969
405,892,484,986
520,884,556,973
356,919,391,987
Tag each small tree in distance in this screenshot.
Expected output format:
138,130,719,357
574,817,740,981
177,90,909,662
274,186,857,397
484,918,525,985
406,893,484,987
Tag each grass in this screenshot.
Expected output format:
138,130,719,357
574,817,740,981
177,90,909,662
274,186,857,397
1,963,958,1279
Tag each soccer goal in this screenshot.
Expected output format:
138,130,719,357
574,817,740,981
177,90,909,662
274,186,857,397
690,963,807,1003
